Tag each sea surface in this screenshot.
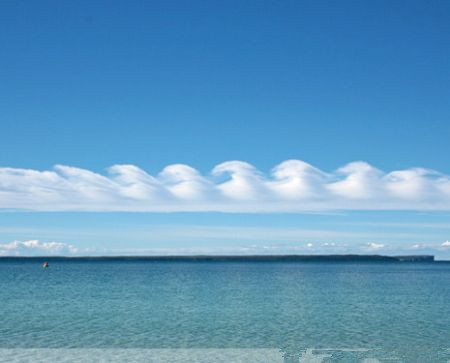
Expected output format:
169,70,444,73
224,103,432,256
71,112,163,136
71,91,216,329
0,259,449,362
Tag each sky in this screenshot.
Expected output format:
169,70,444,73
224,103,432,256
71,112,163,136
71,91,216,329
1,0,450,258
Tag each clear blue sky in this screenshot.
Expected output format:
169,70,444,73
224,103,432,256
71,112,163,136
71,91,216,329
1,0,449,257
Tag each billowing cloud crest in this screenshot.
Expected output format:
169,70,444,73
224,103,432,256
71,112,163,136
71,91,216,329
0,240,78,256
1,160,450,212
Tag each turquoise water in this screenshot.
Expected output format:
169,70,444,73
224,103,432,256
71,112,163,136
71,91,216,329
1,260,449,362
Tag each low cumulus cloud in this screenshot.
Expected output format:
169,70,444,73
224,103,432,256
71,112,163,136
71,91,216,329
1,239,448,256
366,242,385,250
0,240,78,256
1,160,450,212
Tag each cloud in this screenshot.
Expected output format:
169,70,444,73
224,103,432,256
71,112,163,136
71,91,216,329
1,238,448,257
366,242,385,250
1,160,450,212
0,240,78,256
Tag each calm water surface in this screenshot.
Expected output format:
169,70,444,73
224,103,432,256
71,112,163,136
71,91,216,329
0,260,449,362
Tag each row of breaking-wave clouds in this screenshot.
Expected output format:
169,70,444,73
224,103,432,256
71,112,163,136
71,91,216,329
1,160,450,212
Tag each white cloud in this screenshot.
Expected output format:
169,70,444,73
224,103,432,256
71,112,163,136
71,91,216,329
1,238,448,257
366,242,385,250
1,160,450,212
328,162,384,199
0,240,78,256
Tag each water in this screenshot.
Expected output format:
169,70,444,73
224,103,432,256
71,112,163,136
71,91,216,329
0,259,449,362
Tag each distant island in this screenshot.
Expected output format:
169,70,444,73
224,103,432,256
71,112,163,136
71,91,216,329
0,255,435,262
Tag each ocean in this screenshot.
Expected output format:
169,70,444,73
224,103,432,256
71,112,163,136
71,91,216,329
0,259,449,362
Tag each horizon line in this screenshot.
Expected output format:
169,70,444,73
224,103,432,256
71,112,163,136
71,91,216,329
0,254,440,262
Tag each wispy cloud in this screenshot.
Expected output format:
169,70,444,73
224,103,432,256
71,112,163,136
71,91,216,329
0,240,78,256
1,160,450,212
338,222,450,230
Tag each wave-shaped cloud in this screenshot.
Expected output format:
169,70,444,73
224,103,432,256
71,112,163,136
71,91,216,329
1,160,450,212
0,240,78,256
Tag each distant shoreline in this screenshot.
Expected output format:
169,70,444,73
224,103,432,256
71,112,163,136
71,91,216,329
0,254,438,262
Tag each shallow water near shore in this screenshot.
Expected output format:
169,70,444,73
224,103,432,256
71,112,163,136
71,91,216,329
1,260,449,362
